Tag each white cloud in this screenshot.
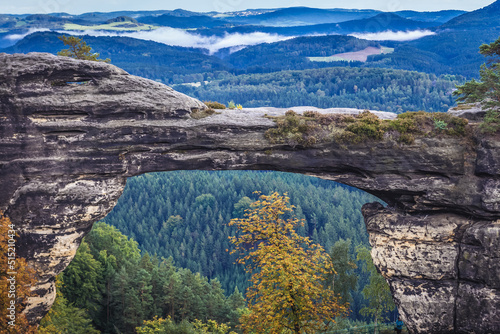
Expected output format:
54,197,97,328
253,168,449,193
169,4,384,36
57,27,293,54
349,30,436,41
4,28,50,41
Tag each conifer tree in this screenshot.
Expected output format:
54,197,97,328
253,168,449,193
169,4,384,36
328,239,358,307
454,36,500,132
38,276,100,334
356,246,395,334
57,35,110,62
60,241,103,316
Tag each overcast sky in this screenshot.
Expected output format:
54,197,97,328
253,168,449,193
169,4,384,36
0,0,495,15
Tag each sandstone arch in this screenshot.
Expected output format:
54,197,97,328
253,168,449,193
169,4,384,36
1,53,499,333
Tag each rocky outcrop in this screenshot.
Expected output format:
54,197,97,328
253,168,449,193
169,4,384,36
1,53,499,333
363,203,500,333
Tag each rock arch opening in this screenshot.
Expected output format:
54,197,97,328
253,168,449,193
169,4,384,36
100,170,378,294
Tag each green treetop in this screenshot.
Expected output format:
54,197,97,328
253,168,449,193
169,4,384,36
356,246,395,334
57,35,110,62
454,36,500,132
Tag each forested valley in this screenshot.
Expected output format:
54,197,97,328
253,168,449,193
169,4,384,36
174,68,461,113
37,171,401,333
4,31,488,114
103,171,376,296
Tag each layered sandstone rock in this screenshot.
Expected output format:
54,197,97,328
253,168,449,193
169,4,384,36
1,53,499,333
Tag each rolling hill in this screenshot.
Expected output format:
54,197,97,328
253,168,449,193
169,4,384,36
223,7,382,26
1,32,229,83
195,13,438,38
438,0,500,30
365,28,500,78
138,13,230,28
227,35,379,69
394,10,466,23
337,12,436,33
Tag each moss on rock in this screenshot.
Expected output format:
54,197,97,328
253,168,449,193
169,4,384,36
265,110,469,147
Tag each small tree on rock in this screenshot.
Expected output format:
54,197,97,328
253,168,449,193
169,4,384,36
454,36,500,132
57,35,110,62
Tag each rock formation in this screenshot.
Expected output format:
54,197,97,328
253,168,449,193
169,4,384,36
0,53,499,333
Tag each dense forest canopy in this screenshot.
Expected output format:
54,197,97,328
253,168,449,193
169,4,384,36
36,171,397,333
101,171,382,322
174,68,461,112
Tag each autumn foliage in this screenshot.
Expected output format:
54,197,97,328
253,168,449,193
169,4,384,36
229,192,347,334
0,212,37,333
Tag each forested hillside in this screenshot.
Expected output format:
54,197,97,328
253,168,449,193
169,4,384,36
226,35,379,70
102,171,380,318
174,67,462,112
37,171,396,332
366,29,500,78
438,0,500,30
39,222,245,334
3,29,493,84
2,32,230,83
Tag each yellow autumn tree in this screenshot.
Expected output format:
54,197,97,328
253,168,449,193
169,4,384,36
0,212,37,334
229,192,347,334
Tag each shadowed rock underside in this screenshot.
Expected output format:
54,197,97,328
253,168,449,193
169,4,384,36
1,53,499,333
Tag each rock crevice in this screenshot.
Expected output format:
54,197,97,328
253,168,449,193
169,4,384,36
1,53,499,333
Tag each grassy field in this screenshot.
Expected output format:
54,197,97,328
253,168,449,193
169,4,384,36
309,46,394,63
64,22,159,31
308,55,349,62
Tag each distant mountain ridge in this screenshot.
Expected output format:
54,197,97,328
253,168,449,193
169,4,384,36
337,13,436,33
0,6,468,34
138,13,229,28
438,0,500,29
194,13,439,38
394,10,466,23
223,7,382,26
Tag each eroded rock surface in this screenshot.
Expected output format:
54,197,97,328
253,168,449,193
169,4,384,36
1,53,499,333
363,203,500,333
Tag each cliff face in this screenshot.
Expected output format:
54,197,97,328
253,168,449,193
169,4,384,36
1,53,499,333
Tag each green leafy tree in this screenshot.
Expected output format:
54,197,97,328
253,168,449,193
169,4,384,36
194,193,216,208
58,35,110,62
356,246,395,334
227,287,246,329
164,215,183,229
328,239,358,307
86,222,141,266
232,196,253,218
454,36,500,132
136,316,236,334
38,276,100,334
229,192,347,334
60,241,103,317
